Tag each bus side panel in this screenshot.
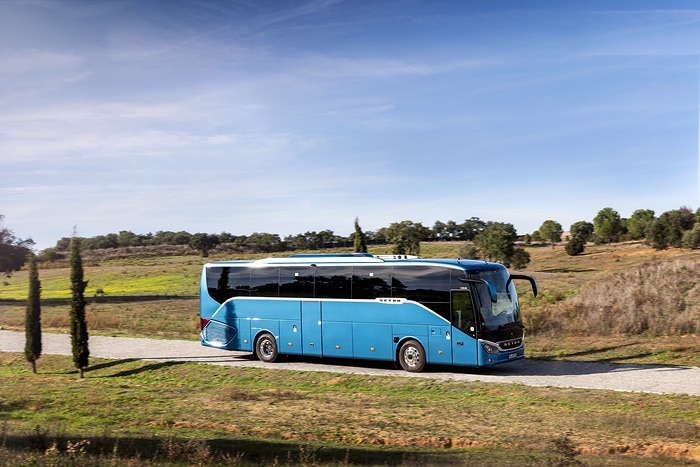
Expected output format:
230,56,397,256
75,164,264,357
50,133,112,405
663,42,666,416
236,317,252,352
428,325,452,365
279,317,303,355
251,319,280,342
243,299,301,320
301,301,322,356
322,321,353,357
392,324,428,339
320,301,354,358
353,323,393,360
247,299,301,353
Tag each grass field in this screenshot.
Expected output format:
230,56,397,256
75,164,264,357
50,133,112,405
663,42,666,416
1,241,699,465
1,353,699,466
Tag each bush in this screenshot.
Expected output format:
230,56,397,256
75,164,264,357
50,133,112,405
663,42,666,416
681,224,700,249
565,236,585,256
526,258,700,337
458,242,480,259
510,247,531,270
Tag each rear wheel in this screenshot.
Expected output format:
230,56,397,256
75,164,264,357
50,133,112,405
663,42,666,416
255,333,278,362
398,339,425,372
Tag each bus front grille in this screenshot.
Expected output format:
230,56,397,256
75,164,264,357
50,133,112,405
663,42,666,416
499,338,523,350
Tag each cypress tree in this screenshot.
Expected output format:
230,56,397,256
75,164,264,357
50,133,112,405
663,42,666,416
24,253,42,374
353,217,367,253
69,236,89,378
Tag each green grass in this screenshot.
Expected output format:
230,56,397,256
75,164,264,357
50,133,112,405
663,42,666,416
1,243,699,464
0,255,202,300
1,353,698,466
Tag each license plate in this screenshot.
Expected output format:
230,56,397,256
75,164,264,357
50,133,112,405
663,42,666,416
508,352,517,359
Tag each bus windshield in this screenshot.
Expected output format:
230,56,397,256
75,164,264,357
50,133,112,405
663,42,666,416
473,270,522,331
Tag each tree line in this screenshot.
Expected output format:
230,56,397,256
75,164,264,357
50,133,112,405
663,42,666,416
41,216,489,256
2,205,700,276
533,206,700,256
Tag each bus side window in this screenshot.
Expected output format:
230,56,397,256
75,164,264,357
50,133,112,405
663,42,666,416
251,267,279,297
352,266,392,299
451,290,476,338
315,266,352,299
207,267,250,303
279,266,315,298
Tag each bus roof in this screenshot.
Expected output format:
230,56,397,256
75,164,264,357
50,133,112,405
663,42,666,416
205,254,503,271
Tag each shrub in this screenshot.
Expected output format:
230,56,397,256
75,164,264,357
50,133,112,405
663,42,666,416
565,236,585,256
511,247,531,270
529,258,700,337
681,224,700,249
458,242,480,259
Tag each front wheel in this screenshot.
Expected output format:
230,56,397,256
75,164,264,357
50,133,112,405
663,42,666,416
398,339,425,372
255,333,278,362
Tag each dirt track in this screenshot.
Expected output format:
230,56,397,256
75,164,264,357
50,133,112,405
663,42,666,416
1,330,699,396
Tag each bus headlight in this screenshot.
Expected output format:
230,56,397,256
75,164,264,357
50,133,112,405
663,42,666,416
480,341,499,355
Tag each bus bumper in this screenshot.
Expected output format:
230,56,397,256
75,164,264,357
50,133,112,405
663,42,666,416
477,344,525,366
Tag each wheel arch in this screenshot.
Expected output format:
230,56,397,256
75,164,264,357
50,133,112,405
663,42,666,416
394,335,424,359
253,329,278,346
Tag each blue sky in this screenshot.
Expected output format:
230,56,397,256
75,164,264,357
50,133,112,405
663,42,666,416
2,0,699,250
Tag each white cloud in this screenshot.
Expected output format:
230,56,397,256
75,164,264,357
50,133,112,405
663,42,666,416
0,49,84,74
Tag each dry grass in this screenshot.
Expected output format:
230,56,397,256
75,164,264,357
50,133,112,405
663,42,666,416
1,353,699,466
563,259,699,335
521,243,700,338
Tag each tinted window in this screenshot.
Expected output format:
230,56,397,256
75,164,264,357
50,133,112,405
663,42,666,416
314,266,352,299
206,266,250,303
279,266,315,298
207,266,227,303
250,267,279,297
352,266,392,299
391,266,450,311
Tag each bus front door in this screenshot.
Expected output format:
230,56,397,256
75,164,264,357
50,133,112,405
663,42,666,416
301,301,322,356
450,290,478,366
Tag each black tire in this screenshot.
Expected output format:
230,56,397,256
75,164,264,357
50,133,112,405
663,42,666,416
398,339,425,372
255,333,278,363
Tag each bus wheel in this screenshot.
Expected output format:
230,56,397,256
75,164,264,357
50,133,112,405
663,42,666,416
255,333,278,363
398,339,425,372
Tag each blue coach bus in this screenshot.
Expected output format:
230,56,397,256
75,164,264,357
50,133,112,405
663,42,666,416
199,253,537,372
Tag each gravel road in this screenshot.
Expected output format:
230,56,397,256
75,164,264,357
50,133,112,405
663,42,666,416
2,330,698,396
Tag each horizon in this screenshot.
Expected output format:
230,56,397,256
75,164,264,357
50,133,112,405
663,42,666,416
2,1,699,250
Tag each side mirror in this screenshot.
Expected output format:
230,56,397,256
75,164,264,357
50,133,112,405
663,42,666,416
509,274,538,297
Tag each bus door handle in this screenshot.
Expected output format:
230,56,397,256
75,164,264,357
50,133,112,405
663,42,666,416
456,341,464,346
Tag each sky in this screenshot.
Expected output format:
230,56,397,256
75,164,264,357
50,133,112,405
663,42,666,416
2,0,699,250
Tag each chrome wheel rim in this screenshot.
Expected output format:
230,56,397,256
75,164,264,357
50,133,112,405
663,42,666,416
403,346,421,368
259,339,274,358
